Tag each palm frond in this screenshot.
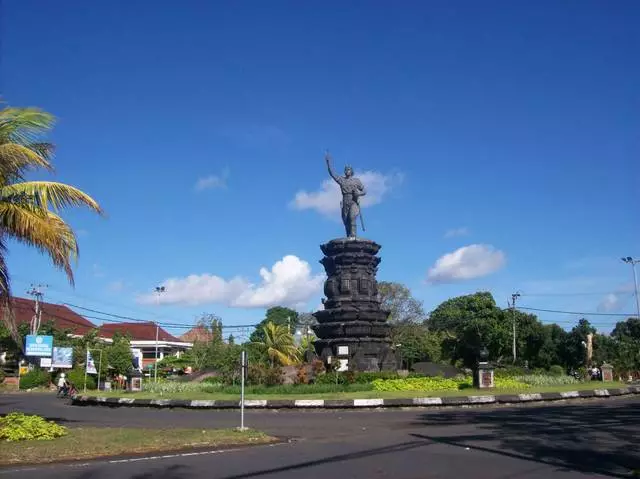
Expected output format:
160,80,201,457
0,107,55,146
0,181,103,215
0,203,78,285
0,144,53,181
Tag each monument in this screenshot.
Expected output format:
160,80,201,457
312,153,398,372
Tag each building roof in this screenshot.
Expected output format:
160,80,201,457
98,322,180,342
10,297,97,335
179,325,212,343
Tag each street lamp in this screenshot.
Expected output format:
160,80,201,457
621,257,640,320
154,286,166,382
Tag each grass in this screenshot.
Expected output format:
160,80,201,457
90,381,627,401
0,427,275,465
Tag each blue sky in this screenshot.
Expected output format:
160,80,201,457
3,1,639,337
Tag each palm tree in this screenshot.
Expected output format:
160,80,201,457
0,105,103,346
251,321,300,367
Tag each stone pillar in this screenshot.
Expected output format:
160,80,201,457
601,362,614,382
313,238,397,372
472,346,495,389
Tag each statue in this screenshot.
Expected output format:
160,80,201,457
325,152,366,238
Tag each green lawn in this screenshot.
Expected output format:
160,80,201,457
89,382,626,401
0,427,275,465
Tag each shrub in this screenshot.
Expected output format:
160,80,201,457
549,365,565,377
494,377,530,389
515,375,578,386
66,369,96,390
0,412,67,442
371,375,531,392
296,366,309,385
19,369,50,390
311,359,325,376
247,364,283,386
372,377,465,392
0,369,5,384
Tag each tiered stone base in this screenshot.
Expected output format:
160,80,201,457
312,238,398,372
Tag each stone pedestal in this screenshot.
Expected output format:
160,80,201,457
473,363,495,389
313,238,397,372
601,363,614,382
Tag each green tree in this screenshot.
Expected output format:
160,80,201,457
249,307,298,343
378,282,425,323
391,322,444,368
251,321,299,367
106,332,133,376
0,106,103,348
428,291,498,333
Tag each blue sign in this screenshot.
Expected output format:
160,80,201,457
25,335,53,357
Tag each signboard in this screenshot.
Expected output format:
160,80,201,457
25,335,53,357
52,347,73,368
86,351,97,374
40,357,52,368
19,366,29,376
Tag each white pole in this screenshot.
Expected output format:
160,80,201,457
240,350,246,431
84,350,89,393
97,350,103,391
154,322,159,383
632,262,640,320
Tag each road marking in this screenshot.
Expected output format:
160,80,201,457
468,396,495,403
518,393,543,401
353,399,384,407
294,399,325,407
413,397,443,405
560,391,580,398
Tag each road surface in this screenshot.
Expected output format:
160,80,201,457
1,393,638,478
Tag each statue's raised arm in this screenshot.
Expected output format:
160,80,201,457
325,152,341,184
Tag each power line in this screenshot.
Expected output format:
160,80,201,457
518,306,634,317
520,292,633,297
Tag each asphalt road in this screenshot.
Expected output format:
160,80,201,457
1,393,639,478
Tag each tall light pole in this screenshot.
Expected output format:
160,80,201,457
510,292,521,363
154,286,165,382
621,257,640,319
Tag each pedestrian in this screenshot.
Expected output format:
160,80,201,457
56,373,67,397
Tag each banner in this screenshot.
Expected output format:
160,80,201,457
86,350,97,374
40,357,52,368
52,347,73,368
25,335,53,357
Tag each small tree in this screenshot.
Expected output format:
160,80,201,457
106,332,133,377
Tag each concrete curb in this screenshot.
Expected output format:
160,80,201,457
71,385,640,410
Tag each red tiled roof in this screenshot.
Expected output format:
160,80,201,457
98,322,180,342
10,297,96,335
179,325,212,343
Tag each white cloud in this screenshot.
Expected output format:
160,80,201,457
107,280,125,293
597,282,635,312
444,227,469,238
427,244,506,284
194,168,229,192
92,263,105,278
136,255,324,309
290,171,403,217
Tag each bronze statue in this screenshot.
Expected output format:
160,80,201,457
325,152,366,238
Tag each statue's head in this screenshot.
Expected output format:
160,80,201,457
344,165,353,178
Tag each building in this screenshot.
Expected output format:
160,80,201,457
98,322,192,370
3,298,192,372
179,325,213,343
10,296,97,336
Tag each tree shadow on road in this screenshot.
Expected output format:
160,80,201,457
412,400,640,478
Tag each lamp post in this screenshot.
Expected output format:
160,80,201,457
621,257,640,320
154,286,165,382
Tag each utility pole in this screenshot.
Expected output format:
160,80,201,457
510,292,521,364
26,284,47,335
154,286,166,382
621,257,640,319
